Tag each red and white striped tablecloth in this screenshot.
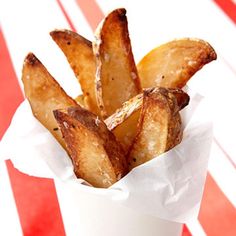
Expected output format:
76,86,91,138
0,0,235,235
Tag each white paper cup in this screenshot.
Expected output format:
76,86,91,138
55,181,183,236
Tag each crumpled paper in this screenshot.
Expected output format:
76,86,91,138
0,89,212,223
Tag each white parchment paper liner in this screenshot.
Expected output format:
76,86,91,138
0,89,212,223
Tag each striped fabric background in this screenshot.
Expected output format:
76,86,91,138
0,0,235,235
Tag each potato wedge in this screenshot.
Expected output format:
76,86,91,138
50,30,100,115
54,106,127,187
75,94,86,108
128,88,184,170
93,8,141,118
22,53,78,149
105,93,143,154
137,38,217,88
105,88,189,154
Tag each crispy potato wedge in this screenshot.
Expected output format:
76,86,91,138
50,30,100,115
128,88,184,170
105,88,189,154
54,106,127,187
93,8,141,118
137,38,217,89
22,53,78,149
105,93,143,154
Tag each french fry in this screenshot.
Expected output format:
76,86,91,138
54,106,127,187
127,88,185,170
105,88,189,154
21,53,78,149
93,8,141,119
137,38,217,89
50,30,100,115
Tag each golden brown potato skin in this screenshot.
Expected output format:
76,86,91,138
93,8,141,119
105,93,143,154
22,53,78,149
105,88,189,155
138,38,217,89
54,106,128,187
50,30,100,116
127,87,187,170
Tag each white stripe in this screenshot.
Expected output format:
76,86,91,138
186,219,207,236
208,141,236,207
189,56,236,165
59,0,94,40
0,0,81,98
0,161,23,235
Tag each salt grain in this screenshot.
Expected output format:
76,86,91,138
63,121,69,129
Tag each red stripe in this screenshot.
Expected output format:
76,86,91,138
0,29,24,138
0,29,66,235
182,225,192,236
199,173,236,236
6,161,66,236
56,0,76,32
214,0,236,24
75,0,104,31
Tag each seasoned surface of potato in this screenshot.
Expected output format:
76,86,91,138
22,53,77,149
138,38,217,89
105,88,189,154
50,30,100,115
128,88,185,170
93,8,141,118
54,106,127,187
